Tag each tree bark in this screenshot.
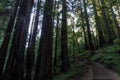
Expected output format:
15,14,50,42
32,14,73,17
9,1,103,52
108,0,120,38
92,0,105,47
61,0,70,72
83,0,94,51
34,0,53,80
53,13,59,72
99,0,113,43
0,0,19,79
26,0,41,80
3,0,33,80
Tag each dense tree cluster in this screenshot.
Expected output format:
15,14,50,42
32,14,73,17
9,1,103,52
0,0,120,80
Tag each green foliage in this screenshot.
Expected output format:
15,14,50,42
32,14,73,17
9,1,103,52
113,38,120,44
77,50,91,59
53,63,83,80
0,0,14,41
0,36,3,46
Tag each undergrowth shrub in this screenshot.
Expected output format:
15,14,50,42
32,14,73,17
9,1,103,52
53,62,86,80
113,38,120,44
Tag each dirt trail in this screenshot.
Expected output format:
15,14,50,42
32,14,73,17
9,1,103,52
91,62,120,80
73,62,120,80
80,65,93,80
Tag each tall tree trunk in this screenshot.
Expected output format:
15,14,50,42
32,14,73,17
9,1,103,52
53,1,60,71
92,0,105,47
3,0,33,80
78,0,89,50
83,0,94,51
53,13,59,72
108,0,120,38
16,0,33,79
70,17,75,62
99,0,113,43
53,0,57,72
0,0,19,79
71,2,75,62
26,0,41,80
34,0,53,80
61,0,70,72
72,18,75,62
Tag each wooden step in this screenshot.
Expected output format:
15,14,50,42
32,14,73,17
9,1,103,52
94,74,111,77
94,74,110,76
93,75,113,80
93,79,113,80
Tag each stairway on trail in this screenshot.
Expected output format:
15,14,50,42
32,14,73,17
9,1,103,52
91,62,120,80
92,64,113,80
71,60,120,80
79,62,120,80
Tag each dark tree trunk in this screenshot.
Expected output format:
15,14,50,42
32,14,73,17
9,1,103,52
92,0,105,47
34,0,53,80
0,0,19,79
74,32,80,53
53,12,59,72
61,0,70,72
83,0,94,51
3,0,33,80
99,0,113,44
108,0,120,38
71,2,75,62
53,0,57,72
82,19,89,50
26,0,41,80
16,0,33,79
72,19,75,62
78,0,89,50
70,17,75,62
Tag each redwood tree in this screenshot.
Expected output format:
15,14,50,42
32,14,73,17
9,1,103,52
0,0,19,79
92,0,105,47
26,0,41,80
34,0,53,80
83,0,94,51
3,0,33,80
61,0,70,72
